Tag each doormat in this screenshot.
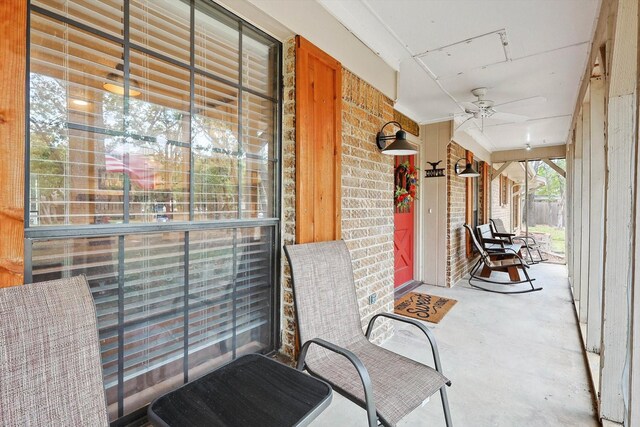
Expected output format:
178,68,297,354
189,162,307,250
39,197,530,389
394,292,457,324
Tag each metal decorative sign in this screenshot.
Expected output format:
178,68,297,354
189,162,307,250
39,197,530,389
424,160,445,178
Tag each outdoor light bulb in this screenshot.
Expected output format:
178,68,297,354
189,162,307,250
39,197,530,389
103,82,142,97
72,99,89,106
526,144,532,151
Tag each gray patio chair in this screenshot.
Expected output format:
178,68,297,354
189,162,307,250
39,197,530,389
464,224,542,294
284,240,452,427
0,275,109,426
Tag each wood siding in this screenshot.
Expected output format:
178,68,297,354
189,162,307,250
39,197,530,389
295,36,342,243
0,0,26,286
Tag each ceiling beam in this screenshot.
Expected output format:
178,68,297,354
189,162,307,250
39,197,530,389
491,145,566,163
491,161,512,181
542,158,566,178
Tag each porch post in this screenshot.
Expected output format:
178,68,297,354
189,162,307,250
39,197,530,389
566,142,573,286
600,0,637,423
629,5,640,424
579,97,591,324
572,109,583,305
586,77,605,354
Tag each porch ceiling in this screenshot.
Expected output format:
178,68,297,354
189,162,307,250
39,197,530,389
317,0,600,153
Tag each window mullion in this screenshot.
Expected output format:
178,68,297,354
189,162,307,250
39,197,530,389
123,0,131,224
237,21,244,220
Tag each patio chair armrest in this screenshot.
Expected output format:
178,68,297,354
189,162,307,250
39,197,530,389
513,236,538,245
297,338,378,427
493,231,516,238
365,313,451,386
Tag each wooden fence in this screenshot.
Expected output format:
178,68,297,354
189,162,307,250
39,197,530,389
527,199,564,227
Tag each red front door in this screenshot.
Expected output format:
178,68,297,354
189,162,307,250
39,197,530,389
394,155,415,287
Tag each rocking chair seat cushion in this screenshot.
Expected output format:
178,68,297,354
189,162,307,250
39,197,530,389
306,337,449,426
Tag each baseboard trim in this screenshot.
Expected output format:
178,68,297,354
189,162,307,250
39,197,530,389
394,280,422,300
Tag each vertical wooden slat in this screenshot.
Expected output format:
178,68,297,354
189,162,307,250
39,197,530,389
580,98,591,324
600,0,637,421
601,93,635,424
0,0,26,286
586,77,605,353
631,8,640,421
572,112,583,305
631,75,640,426
295,38,313,244
566,142,573,285
294,36,342,244
333,59,342,241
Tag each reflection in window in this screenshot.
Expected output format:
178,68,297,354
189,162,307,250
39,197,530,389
29,2,278,226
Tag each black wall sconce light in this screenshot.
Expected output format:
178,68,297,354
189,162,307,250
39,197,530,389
376,121,418,156
454,159,480,177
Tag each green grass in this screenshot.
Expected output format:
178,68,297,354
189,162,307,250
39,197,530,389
528,224,565,254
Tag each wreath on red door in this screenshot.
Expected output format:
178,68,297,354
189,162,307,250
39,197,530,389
394,160,418,210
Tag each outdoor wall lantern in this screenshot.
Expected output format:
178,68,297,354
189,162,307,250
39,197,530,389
103,62,142,97
454,159,480,178
376,121,418,156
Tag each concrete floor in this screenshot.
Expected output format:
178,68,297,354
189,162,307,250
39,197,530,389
309,263,598,427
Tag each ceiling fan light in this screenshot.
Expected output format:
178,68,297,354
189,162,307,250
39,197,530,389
103,63,142,97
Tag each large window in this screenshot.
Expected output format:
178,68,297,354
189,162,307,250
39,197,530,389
26,0,281,422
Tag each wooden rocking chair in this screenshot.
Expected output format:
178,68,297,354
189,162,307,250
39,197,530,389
490,218,548,264
464,224,542,294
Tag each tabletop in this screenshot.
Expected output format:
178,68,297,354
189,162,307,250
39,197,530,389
148,353,332,427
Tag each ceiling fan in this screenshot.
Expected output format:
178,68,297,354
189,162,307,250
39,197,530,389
459,87,544,129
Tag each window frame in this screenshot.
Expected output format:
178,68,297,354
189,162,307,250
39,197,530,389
24,1,282,423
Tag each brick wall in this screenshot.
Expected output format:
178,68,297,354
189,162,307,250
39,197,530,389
280,37,297,358
279,40,396,358
341,68,395,343
446,141,480,287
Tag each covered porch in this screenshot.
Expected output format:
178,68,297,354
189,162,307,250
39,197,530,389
1,0,639,426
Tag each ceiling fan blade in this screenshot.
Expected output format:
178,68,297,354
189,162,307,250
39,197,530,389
490,111,529,123
493,96,546,110
461,102,480,111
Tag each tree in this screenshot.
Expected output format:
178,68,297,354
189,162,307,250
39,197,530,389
534,159,566,200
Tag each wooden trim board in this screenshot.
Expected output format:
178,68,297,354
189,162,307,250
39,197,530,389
294,36,342,243
0,0,26,286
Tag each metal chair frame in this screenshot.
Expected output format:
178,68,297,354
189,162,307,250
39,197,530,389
285,242,453,427
296,313,453,427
